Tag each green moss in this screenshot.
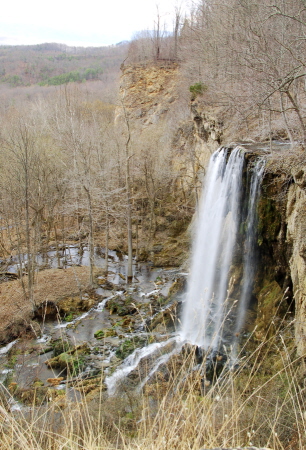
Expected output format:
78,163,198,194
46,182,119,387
257,196,282,246
255,280,284,338
115,336,150,360
94,328,117,339
64,312,74,322
72,355,86,375
52,339,71,357
94,330,105,339
46,343,89,375
106,296,136,316
5,355,17,369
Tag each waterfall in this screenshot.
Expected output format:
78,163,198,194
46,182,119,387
181,146,264,350
233,157,265,338
106,146,265,394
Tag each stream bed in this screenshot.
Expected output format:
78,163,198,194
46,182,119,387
0,245,185,407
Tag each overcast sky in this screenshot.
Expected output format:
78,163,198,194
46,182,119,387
0,0,190,47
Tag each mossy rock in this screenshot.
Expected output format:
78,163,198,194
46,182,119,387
57,295,83,314
94,328,117,339
115,336,151,360
257,195,282,246
106,296,137,316
46,352,73,370
168,277,186,298
152,295,167,307
52,339,71,357
148,301,182,332
15,386,66,406
32,378,45,388
57,295,96,315
46,343,90,374
255,280,287,339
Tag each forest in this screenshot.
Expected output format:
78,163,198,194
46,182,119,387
2,0,306,290
0,1,306,449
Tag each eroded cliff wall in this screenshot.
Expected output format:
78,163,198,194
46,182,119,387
120,63,306,356
116,63,221,266
286,163,306,356
252,151,306,356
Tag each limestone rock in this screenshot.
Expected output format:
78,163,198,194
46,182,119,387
57,295,96,314
286,181,306,357
117,63,179,126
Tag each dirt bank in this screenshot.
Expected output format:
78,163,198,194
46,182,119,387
0,266,92,344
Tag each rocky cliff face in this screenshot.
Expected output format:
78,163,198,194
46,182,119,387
119,63,306,356
118,62,179,126
286,161,306,356
115,63,222,267
253,150,306,356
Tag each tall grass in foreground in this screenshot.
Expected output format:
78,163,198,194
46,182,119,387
0,315,305,450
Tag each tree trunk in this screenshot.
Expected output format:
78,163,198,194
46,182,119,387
122,99,133,283
104,206,109,276
280,92,294,146
24,147,35,306
84,186,94,287
126,166,133,283
286,90,306,145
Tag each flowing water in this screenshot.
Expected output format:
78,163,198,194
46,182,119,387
233,157,265,339
106,146,265,393
181,147,265,350
0,259,179,394
0,146,266,398
181,147,244,348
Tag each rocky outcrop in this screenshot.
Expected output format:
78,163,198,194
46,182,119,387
171,100,223,194
118,62,179,126
251,149,306,356
118,62,306,358
190,100,223,148
286,164,306,357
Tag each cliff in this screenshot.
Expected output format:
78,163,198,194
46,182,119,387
287,164,306,356
114,63,222,267
118,62,306,359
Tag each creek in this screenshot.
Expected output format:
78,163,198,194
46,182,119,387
0,245,183,405
105,145,266,394
0,143,280,404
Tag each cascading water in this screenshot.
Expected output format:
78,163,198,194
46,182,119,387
181,147,244,348
106,146,265,394
181,146,265,350
233,157,265,339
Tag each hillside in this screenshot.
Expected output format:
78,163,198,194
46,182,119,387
0,42,128,87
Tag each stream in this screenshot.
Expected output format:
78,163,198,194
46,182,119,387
0,245,184,406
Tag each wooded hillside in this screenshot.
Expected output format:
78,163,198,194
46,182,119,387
0,42,127,86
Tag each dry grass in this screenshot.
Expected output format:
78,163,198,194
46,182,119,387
0,266,91,333
0,275,303,450
0,314,305,450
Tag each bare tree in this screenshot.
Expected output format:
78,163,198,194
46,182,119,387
121,99,134,283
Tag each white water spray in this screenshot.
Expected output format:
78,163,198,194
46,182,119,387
181,147,264,349
181,147,244,347
234,157,265,336
106,146,264,394
105,338,178,395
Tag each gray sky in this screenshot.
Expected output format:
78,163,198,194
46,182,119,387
0,0,189,47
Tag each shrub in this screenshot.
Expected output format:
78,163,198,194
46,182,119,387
189,82,207,99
